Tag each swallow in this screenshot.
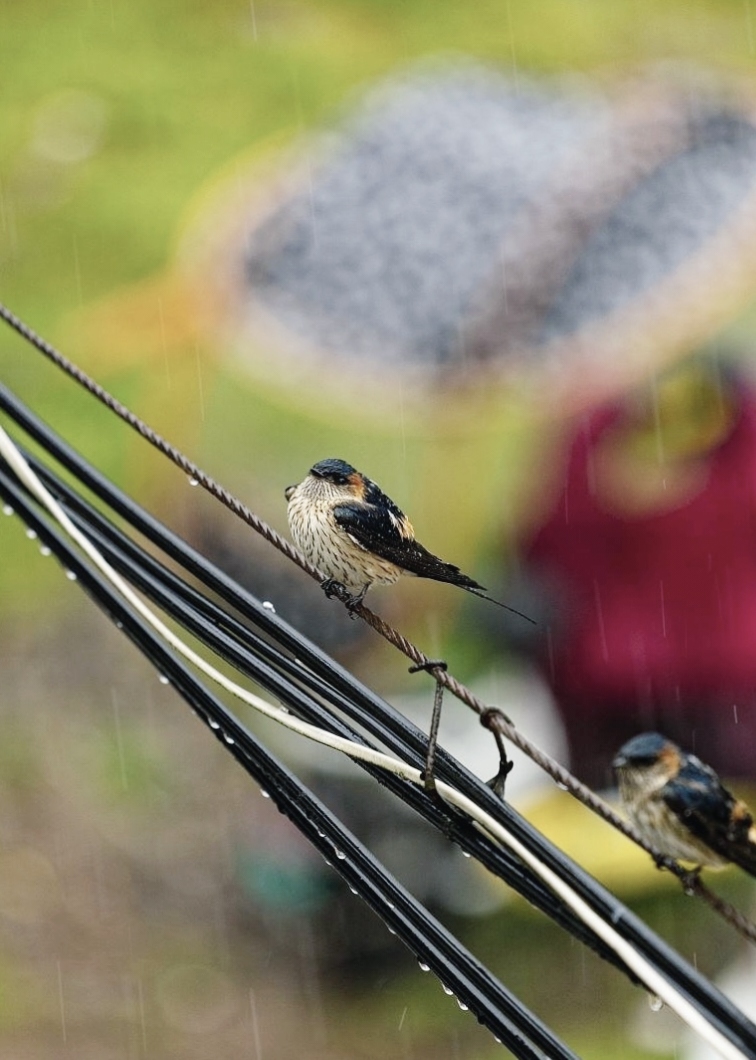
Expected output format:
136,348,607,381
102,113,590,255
285,458,533,619
613,732,756,876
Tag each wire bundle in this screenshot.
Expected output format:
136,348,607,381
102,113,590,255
1,311,756,1057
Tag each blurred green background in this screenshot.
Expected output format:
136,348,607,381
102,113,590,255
5,0,756,614
2,1,756,1057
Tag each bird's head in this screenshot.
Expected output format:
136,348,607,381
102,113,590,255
612,732,683,798
285,458,366,503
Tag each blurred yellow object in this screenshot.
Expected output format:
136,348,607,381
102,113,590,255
593,361,739,516
504,782,756,901
518,788,675,895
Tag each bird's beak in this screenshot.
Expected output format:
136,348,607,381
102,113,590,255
612,754,627,770
284,484,297,501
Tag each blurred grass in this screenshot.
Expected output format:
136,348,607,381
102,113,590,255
4,0,756,317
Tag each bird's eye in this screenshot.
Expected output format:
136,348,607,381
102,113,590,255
310,464,351,485
632,755,658,767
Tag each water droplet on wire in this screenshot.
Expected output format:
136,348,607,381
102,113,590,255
25,527,37,540
2,504,13,516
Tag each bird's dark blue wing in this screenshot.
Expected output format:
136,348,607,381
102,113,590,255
361,478,411,527
332,501,484,588
332,498,410,550
662,758,756,876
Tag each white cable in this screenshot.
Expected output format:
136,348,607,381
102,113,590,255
0,425,421,780
0,421,747,1060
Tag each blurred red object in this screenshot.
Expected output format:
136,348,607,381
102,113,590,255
524,366,756,785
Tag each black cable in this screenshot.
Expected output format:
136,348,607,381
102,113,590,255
0,459,576,1060
3,384,756,1056
0,385,636,966
15,446,641,971
0,305,752,932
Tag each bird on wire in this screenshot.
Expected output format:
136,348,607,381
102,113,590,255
613,731,756,877
285,457,534,620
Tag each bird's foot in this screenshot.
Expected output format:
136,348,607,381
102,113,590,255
679,865,703,896
651,851,682,875
345,590,367,615
321,577,347,600
320,579,365,615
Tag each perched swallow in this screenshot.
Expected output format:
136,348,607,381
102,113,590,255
285,457,533,618
613,732,756,876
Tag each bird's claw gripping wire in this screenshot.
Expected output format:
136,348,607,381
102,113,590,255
408,660,448,793
645,848,703,897
679,866,704,896
320,577,365,615
321,577,347,600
